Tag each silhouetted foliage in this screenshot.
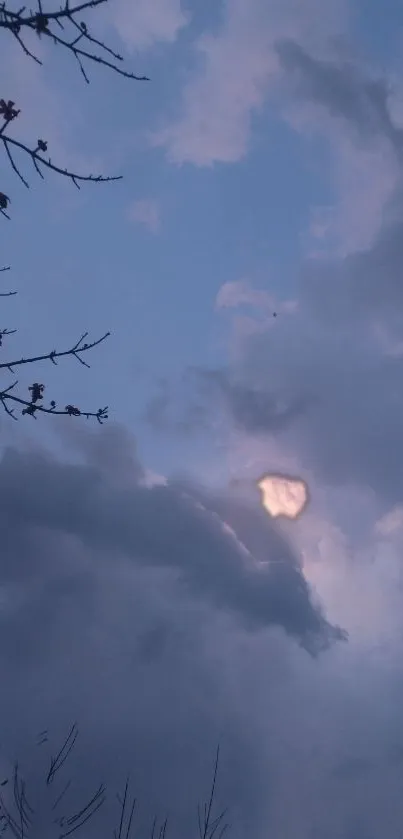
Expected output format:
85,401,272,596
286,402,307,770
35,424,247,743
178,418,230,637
0,724,230,838
0,0,148,422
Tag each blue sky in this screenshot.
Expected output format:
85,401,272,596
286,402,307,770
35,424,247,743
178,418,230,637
2,0,346,473
4,1,403,836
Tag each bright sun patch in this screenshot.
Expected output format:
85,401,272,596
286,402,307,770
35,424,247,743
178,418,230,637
257,474,308,520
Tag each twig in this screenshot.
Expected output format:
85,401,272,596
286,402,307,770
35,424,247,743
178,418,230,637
0,0,149,82
198,747,229,839
2,135,121,190
0,330,110,372
0,0,149,211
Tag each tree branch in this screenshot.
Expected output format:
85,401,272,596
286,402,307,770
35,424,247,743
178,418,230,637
0,329,110,372
0,331,110,422
0,0,145,424
0,383,109,423
0,0,148,209
0,0,149,82
0,729,231,839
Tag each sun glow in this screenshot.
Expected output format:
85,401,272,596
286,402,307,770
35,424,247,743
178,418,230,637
257,473,308,520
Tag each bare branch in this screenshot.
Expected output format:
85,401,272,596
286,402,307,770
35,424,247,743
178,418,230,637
59,783,106,838
115,779,136,839
0,731,232,839
51,781,71,812
2,134,121,190
198,747,230,839
0,725,107,839
0,764,34,839
47,724,79,786
0,330,110,372
0,388,109,423
0,1,147,424
0,0,148,208
0,0,149,82
0,330,109,422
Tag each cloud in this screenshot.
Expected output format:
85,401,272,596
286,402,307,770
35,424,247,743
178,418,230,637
109,0,188,52
215,280,298,357
144,376,211,436
128,198,161,233
202,210,403,507
276,40,403,158
303,144,398,258
214,322,403,503
0,428,352,838
273,40,403,255
200,369,312,434
0,435,342,652
153,0,347,166
302,219,403,326
5,432,403,836
216,280,297,315
145,366,311,437
149,196,403,507
375,505,403,536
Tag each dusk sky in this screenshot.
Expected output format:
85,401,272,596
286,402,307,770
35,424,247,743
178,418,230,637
2,0,403,837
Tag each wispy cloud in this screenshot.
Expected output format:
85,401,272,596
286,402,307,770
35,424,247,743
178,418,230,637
215,280,297,358
216,279,296,313
128,198,161,233
276,39,403,156
152,0,348,166
277,41,403,254
109,0,189,52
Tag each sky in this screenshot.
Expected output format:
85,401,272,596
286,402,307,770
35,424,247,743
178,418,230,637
3,0,403,836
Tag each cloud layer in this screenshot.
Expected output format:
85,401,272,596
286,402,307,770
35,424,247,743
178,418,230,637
153,0,347,165
110,0,188,52
0,432,341,652
3,428,403,837
0,426,349,838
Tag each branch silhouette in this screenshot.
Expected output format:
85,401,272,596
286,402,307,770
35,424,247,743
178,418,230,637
0,325,109,421
0,0,148,207
0,726,230,839
0,0,146,422
0,0,149,83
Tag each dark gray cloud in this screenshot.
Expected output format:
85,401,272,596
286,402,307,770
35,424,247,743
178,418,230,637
144,367,311,437
0,428,345,837
0,436,270,837
302,219,403,325
0,440,341,653
141,48,403,509
150,198,403,508
145,303,403,506
144,377,210,436
223,320,403,502
211,207,403,504
194,369,312,435
276,39,403,159
1,429,403,838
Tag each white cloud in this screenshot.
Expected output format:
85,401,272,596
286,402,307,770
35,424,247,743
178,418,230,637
216,279,297,314
111,0,188,52
215,280,297,360
289,103,401,257
276,44,403,255
152,0,397,257
152,0,348,166
128,198,161,232
375,505,403,536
